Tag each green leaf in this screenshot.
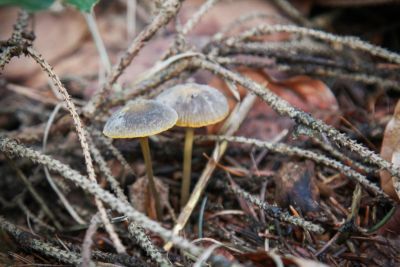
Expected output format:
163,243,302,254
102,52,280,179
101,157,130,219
0,0,54,11
65,0,99,12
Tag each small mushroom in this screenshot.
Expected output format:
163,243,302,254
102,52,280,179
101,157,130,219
103,99,178,220
156,83,229,206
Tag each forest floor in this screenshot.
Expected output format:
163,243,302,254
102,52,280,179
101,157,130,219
1,0,400,266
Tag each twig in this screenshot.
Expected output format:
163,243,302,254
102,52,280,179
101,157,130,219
311,135,375,174
27,47,126,254
193,58,400,196
0,216,82,265
89,127,136,177
6,157,62,230
226,24,400,64
87,134,128,202
201,135,393,203
87,131,166,266
128,223,173,267
182,0,219,35
84,0,183,117
88,140,166,264
0,137,240,266
1,11,32,69
16,198,56,232
215,56,400,91
164,93,257,251
227,175,324,234
270,0,312,27
82,213,101,267
42,103,86,225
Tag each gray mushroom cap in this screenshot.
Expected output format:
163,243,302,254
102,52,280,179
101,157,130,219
156,83,229,128
103,99,178,138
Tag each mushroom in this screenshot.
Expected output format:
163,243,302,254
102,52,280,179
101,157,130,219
156,83,229,206
103,99,178,220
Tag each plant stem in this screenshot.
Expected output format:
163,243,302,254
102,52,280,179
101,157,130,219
139,137,162,220
181,127,194,207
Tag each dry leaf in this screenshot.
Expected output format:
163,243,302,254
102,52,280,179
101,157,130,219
129,176,169,216
274,160,320,214
208,67,339,139
380,100,400,201
1,7,87,86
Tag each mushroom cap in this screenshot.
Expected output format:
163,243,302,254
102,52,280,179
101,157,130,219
103,99,178,138
156,83,229,128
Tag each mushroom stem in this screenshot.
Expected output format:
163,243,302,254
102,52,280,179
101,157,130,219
139,137,162,220
181,127,194,207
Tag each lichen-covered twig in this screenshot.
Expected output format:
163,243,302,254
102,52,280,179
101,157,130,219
86,133,169,265
0,11,32,69
215,56,400,91
27,47,126,254
181,0,219,35
201,135,393,203
164,93,257,251
89,127,136,177
0,137,239,266
128,223,173,267
0,216,82,265
226,24,400,64
84,0,184,117
270,0,311,27
87,134,128,202
228,182,325,234
193,58,400,196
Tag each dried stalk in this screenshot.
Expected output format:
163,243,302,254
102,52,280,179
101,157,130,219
164,93,257,251
215,56,399,91
0,137,239,266
201,135,393,203
228,182,324,233
270,0,311,27
43,103,86,225
193,58,400,196
84,0,183,116
27,47,126,254
128,223,173,267
82,213,101,267
226,24,400,64
0,216,82,265
89,127,136,177
6,157,62,230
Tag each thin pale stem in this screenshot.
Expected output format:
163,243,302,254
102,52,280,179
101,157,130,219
84,11,111,73
181,127,194,207
139,137,162,220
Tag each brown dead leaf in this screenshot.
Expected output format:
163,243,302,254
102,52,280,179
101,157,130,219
1,7,87,86
129,176,169,217
208,67,339,139
380,100,400,201
274,160,320,214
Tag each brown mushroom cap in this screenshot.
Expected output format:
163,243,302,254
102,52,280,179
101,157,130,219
103,99,178,138
156,83,229,128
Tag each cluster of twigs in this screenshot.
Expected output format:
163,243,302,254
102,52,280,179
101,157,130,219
1,0,400,266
